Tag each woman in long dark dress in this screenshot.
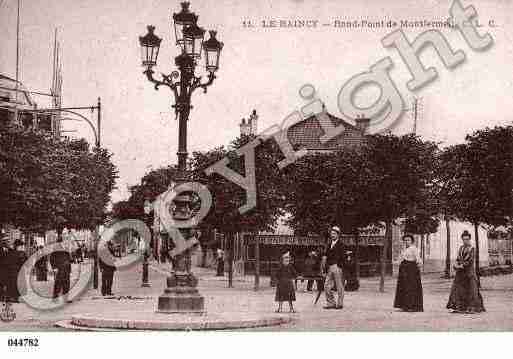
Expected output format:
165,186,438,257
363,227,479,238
393,234,423,312
6,240,27,302
447,230,485,314
35,246,48,281
344,250,359,292
275,252,297,313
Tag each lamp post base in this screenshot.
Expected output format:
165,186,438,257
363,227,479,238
157,272,205,314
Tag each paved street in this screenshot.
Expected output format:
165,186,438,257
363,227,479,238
1,261,512,331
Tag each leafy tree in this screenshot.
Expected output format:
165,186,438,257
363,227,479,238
62,140,118,230
111,165,183,261
283,147,378,281
190,134,286,287
444,126,513,282
283,133,438,290
435,144,469,277
115,134,286,286
0,126,117,237
111,200,141,221
284,133,438,291
362,133,438,291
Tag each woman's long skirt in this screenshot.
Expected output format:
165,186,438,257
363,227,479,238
275,279,296,302
393,260,423,312
36,266,47,281
446,269,485,312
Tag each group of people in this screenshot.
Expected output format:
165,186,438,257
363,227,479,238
0,237,28,302
274,226,348,312
0,231,119,303
394,230,485,314
49,238,118,299
274,226,486,314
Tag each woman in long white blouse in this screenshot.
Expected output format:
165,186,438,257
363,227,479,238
393,234,424,312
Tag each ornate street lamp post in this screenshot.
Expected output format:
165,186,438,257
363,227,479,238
139,2,223,313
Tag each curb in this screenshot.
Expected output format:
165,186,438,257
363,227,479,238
58,312,293,331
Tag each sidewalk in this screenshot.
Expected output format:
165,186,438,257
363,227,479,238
2,262,512,331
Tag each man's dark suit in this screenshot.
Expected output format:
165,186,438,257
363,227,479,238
50,250,72,299
99,244,117,296
325,240,345,268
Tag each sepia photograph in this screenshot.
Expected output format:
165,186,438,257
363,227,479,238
0,0,512,356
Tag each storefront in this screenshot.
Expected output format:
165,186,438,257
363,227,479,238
241,233,387,277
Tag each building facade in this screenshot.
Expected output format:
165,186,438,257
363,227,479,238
0,74,57,134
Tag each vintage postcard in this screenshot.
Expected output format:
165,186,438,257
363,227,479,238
0,0,512,354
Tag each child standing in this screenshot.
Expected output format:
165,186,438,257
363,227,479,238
275,252,297,313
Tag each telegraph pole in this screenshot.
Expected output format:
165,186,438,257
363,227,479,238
14,0,21,124
412,98,418,134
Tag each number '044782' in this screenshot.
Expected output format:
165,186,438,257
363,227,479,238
7,338,39,347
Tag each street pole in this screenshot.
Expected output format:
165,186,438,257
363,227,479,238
93,97,101,290
93,227,99,289
142,206,152,288
14,0,20,125
474,223,481,288
254,233,260,291
142,251,150,287
379,220,392,293
97,97,101,146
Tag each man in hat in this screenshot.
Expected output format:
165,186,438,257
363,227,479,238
321,226,346,309
99,240,117,296
50,237,73,302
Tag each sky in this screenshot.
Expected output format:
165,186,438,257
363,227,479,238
1,0,512,203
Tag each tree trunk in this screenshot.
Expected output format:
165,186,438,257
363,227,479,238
93,227,99,289
444,216,451,278
254,233,260,291
200,244,207,268
420,233,425,273
227,232,234,288
379,221,392,293
354,229,360,282
474,223,481,288
510,239,513,267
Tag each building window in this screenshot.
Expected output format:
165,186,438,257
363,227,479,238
38,114,52,132
0,108,11,129
20,111,34,129
0,91,10,102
